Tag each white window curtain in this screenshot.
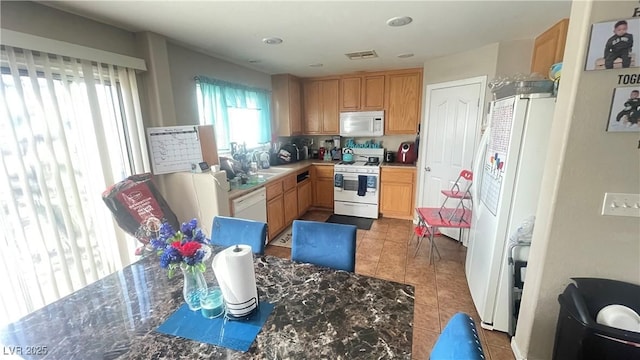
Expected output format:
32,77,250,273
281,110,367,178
0,45,149,326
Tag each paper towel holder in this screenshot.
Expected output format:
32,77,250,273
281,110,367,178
224,291,259,320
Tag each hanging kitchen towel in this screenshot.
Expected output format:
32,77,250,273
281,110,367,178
357,175,367,196
334,173,343,191
366,176,376,191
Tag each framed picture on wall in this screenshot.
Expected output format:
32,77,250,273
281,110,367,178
607,86,640,132
585,18,640,71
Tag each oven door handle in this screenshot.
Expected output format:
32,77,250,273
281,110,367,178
337,174,377,179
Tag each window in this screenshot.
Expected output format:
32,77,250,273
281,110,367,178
0,45,148,326
195,77,271,152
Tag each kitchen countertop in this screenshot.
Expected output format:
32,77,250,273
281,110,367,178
227,160,416,201
0,249,415,359
228,159,338,200
380,163,418,168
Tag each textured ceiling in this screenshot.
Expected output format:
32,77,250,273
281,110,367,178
43,1,572,77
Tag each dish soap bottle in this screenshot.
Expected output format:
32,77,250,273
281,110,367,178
323,150,332,162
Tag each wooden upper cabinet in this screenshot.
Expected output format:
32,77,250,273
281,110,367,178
531,18,569,77
339,74,385,111
340,77,361,111
362,75,385,110
303,79,339,134
385,69,423,134
321,79,339,134
271,74,302,136
303,80,322,133
289,79,302,134
303,68,420,134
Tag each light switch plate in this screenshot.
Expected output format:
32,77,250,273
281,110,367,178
601,193,640,217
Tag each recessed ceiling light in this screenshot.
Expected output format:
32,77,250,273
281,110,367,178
262,37,283,45
248,59,261,64
397,53,414,58
386,16,413,27
309,63,323,67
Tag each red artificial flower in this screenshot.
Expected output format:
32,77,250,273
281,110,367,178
171,241,182,249
177,241,201,257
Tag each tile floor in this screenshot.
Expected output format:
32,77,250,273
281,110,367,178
265,210,516,360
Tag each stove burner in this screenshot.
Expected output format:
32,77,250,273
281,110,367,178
364,162,380,166
338,161,355,165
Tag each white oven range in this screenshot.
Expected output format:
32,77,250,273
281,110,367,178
333,148,384,219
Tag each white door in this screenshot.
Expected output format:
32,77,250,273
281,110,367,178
417,77,485,241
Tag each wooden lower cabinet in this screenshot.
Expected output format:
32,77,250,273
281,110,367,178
297,179,312,217
267,195,285,240
380,167,416,219
313,178,334,209
283,188,298,225
311,165,334,209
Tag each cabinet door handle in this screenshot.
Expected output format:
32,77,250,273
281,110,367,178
425,167,431,172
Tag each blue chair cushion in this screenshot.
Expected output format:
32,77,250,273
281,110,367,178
291,220,357,272
430,312,485,360
210,216,267,255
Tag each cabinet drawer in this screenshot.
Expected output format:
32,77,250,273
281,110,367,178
314,165,334,179
265,180,283,200
381,167,415,184
283,174,297,191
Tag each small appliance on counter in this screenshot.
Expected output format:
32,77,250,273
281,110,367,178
331,147,342,161
318,147,326,160
277,144,298,164
342,148,354,162
385,150,395,163
398,142,417,164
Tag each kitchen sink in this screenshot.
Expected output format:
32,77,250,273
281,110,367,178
255,173,276,180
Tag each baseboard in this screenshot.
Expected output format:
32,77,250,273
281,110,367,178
379,213,414,220
511,338,526,360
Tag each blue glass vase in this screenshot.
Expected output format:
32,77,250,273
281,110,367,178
181,265,207,311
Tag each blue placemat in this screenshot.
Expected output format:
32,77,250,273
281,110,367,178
156,302,275,352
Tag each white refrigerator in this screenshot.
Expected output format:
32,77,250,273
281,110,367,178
466,94,556,333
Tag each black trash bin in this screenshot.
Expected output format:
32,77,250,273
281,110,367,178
553,277,640,360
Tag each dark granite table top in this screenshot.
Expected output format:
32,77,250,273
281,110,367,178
0,250,414,359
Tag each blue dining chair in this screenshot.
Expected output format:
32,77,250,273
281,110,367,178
430,312,485,359
210,216,267,255
291,220,357,272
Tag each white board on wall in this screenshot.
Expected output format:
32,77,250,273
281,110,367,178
147,126,203,175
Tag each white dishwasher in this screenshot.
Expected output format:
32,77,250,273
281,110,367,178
232,187,267,223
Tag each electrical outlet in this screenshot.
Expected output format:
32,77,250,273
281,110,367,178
601,193,640,217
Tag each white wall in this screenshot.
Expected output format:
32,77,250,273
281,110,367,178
514,1,640,359
496,39,535,77
424,42,500,86
166,42,272,127
0,1,139,57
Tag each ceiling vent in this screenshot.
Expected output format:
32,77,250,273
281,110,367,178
345,50,378,60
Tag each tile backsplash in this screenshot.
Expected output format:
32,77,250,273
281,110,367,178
280,134,417,153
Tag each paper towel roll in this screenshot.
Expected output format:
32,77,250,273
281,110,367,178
212,245,258,317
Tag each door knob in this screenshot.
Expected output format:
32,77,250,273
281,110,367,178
425,167,431,172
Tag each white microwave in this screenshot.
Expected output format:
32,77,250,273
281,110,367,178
339,111,384,137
